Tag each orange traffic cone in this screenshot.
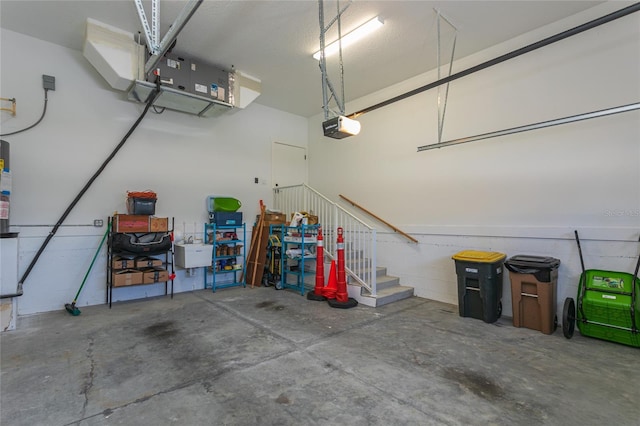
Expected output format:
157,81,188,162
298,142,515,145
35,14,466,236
328,227,358,309
307,227,326,301
322,260,338,299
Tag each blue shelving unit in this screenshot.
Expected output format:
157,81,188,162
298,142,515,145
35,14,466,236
203,222,246,291
271,224,319,296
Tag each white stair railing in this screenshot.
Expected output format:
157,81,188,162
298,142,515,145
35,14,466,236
273,184,377,296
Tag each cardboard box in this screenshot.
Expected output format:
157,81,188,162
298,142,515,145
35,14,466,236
111,255,135,270
284,235,317,243
141,267,169,284
262,213,286,224
289,213,319,225
149,217,169,232
134,256,163,268
114,214,150,233
112,269,143,287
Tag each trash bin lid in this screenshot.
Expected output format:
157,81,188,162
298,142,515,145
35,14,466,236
452,250,506,263
505,255,560,272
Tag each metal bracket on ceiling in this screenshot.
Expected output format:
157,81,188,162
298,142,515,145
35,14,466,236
435,9,458,144
417,102,640,151
318,0,352,121
133,0,204,75
134,0,157,53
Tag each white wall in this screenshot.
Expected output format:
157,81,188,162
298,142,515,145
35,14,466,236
308,2,640,317
1,29,308,314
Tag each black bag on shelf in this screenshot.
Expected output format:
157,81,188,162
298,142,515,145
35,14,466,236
110,232,172,255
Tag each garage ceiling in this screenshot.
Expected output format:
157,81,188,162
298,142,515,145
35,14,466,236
0,0,607,118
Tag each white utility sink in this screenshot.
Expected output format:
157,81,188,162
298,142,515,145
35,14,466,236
174,243,214,268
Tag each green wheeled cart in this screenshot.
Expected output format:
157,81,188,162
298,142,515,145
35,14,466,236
563,230,640,348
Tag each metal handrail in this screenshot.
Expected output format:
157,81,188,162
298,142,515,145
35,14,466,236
339,194,418,243
273,184,377,296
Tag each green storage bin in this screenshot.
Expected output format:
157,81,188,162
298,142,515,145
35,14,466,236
207,196,241,213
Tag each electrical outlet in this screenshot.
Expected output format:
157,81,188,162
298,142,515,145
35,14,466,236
254,177,259,184
42,75,55,91
93,219,104,227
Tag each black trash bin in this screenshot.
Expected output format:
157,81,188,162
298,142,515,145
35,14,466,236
452,250,506,323
505,255,561,334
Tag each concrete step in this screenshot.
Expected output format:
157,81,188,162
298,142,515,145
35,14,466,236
349,283,415,307
293,261,414,308
375,274,400,291
342,266,386,281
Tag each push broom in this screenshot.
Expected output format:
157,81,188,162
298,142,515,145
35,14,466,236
65,222,110,316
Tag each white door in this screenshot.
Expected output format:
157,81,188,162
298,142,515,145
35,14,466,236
272,142,307,188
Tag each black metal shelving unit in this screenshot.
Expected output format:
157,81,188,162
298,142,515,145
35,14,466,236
106,216,175,308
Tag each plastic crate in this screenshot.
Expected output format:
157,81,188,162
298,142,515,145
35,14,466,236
127,197,156,215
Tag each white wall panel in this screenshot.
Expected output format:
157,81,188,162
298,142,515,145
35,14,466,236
309,2,640,317
1,29,308,314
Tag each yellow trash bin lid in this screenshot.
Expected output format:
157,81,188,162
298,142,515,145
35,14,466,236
452,250,506,263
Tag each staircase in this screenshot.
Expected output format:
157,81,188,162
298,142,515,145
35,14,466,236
356,266,415,307
273,184,414,307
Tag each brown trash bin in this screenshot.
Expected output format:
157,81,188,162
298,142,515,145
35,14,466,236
505,255,561,335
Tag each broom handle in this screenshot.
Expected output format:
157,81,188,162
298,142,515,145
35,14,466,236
73,222,111,302
250,211,266,288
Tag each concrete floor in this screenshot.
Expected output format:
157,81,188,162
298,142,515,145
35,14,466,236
1,287,639,426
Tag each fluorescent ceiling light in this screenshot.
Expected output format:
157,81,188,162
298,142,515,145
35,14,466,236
313,16,384,60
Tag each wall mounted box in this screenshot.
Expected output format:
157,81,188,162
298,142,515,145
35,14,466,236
175,243,214,268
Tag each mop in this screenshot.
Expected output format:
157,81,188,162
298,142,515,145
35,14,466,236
65,222,110,316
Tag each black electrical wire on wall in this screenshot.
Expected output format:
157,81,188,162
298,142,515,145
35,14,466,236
0,88,50,137
1,88,159,299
